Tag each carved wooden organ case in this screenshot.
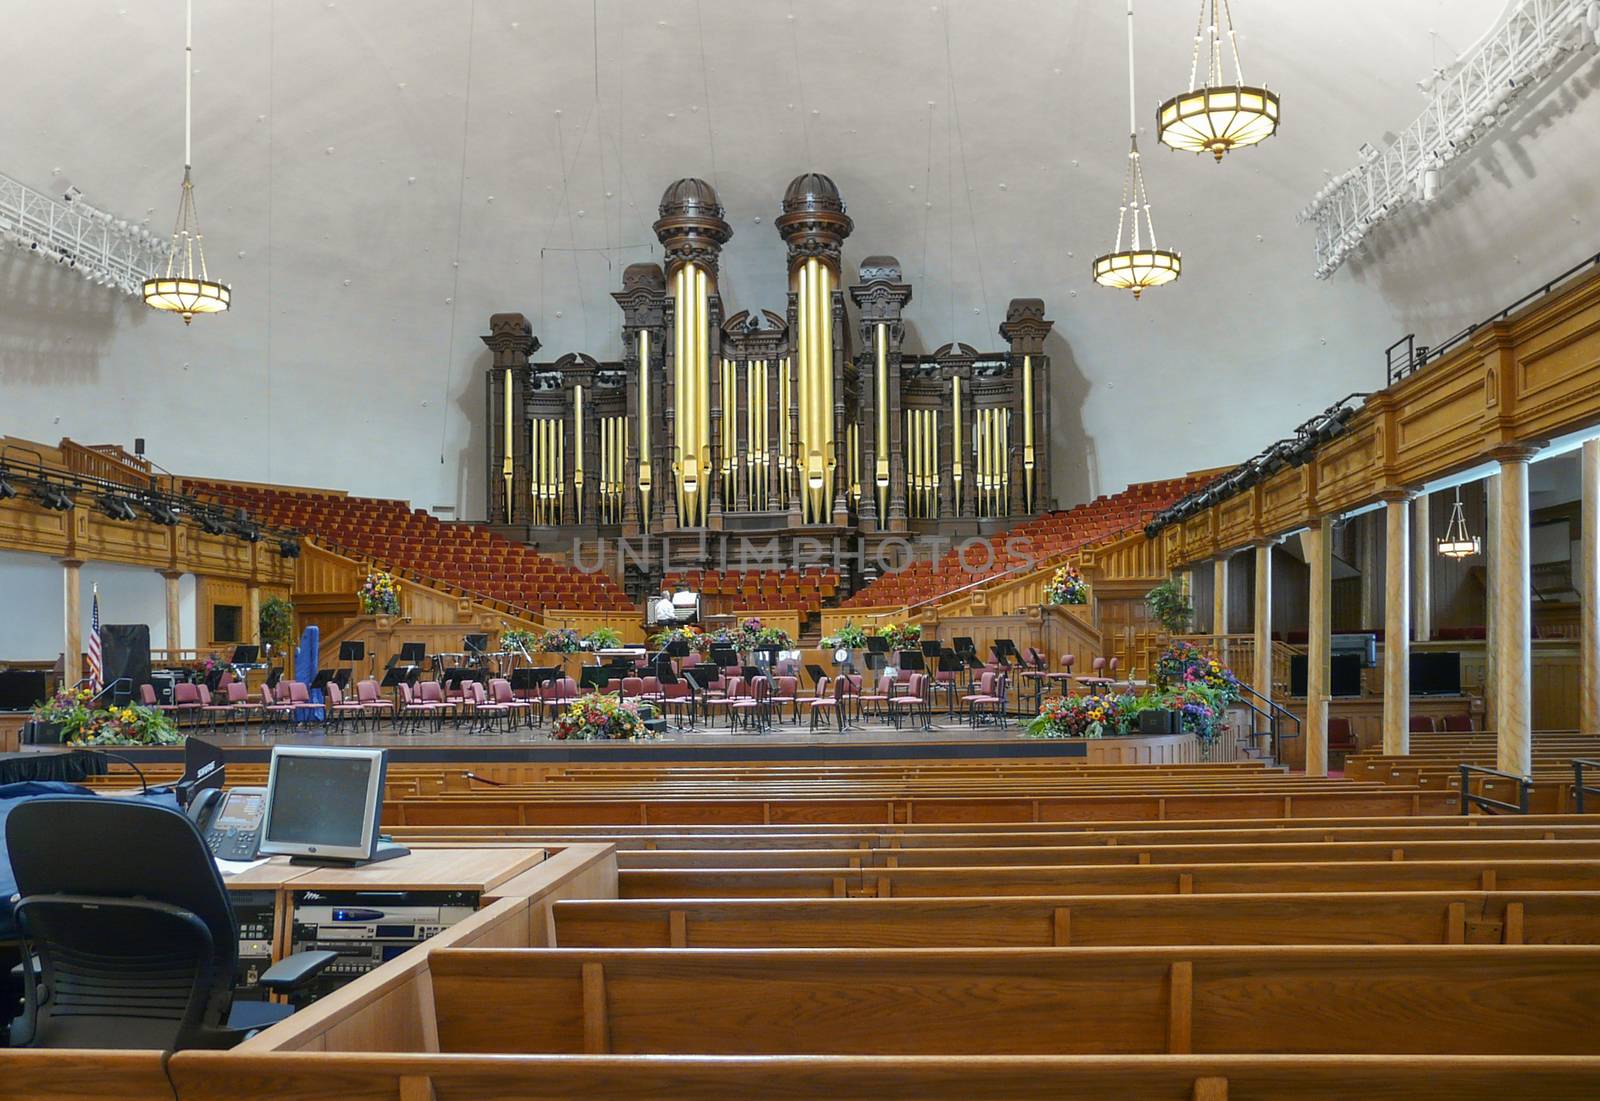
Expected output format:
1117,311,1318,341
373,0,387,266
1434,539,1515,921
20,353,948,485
485,174,1055,542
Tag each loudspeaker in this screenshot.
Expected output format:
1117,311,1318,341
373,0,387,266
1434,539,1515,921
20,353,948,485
1137,708,1181,735
101,624,152,704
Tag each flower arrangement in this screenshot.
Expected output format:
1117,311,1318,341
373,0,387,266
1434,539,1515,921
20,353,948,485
650,625,707,652
188,655,228,681
821,621,870,650
358,571,401,615
1026,693,1124,739
535,627,584,653
734,617,793,651
1044,564,1089,606
878,623,923,651
1153,640,1241,704
585,627,624,651
550,692,650,741
1168,682,1229,744
501,628,539,654
31,688,180,746
1145,578,1194,634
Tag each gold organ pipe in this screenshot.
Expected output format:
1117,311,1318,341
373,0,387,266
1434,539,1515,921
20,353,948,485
930,410,941,519
819,260,834,521
874,323,889,519
1022,353,1035,513
779,355,790,504
673,267,686,520
573,386,585,523
556,419,565,522
502,366,513,520
907,409,919,518
696,265,710,525
951,377,963,517
638,330,651,520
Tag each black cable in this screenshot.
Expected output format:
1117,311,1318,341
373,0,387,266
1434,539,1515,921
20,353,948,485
92,751,148,796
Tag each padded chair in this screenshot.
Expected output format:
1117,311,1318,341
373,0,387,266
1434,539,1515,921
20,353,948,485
1327,717,1359,764
6,797,334,1050
1408,714,1436,734
1440,713,1474,732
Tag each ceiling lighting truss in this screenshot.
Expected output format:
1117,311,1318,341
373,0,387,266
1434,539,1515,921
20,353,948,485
0,171,164,295
1298,0,1598,279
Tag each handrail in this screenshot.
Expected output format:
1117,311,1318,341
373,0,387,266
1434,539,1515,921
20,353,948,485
1572,758,1600,814
1458,763,1531,815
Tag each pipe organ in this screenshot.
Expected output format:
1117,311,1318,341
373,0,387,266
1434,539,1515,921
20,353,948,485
483,176,1056,571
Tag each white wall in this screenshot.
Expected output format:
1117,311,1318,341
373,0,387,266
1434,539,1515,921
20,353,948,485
0,0,1595,515
0,550,195,661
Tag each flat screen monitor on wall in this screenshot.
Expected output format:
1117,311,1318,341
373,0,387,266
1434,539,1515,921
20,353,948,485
1289,653,1365,698
1410,651,1463,696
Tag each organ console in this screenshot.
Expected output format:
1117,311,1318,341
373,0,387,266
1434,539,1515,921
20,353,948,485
483,173,1056,578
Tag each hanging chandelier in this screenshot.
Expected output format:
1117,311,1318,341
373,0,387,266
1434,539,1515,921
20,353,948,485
1437,486,1481,559
1157,0,1280,162
1093,0,1181,299
143,0,229,323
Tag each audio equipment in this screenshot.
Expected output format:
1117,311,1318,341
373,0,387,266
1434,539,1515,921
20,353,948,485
287,889,478,1005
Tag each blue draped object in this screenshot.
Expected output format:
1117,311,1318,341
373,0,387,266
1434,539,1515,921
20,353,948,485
294,624,324,722
0,782,181,940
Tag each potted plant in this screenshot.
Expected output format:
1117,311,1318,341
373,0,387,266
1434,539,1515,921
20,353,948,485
585,627,623,651
1145,578,1193,634
258,595,295,657
28,686,95,745
535,627,584,654
879,623,923,651
71,703,182,747
501,628,539,655
821,622,869,650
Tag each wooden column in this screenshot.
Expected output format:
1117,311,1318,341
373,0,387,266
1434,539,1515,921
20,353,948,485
247,583,262,648
62,559,83,684
1212,553,1230,666
1584,440,1600,737
1382,492,1413,755
1412,492,1432,643
1484,474,1499,729
1252,540,1273,725
162,570,183,657
1492,448,1537,777
1305,516,1333,777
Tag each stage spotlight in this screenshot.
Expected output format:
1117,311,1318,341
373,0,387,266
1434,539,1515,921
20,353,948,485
0,472,14,500
97,493,139,522
33,484,75,511
233,520,261,543
141,498,181,526
277,538,300,559
197,512,228,536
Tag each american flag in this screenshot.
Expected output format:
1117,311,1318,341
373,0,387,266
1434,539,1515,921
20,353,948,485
87,585,103,693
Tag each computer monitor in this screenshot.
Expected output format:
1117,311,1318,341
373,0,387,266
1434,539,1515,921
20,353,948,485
258,746,403,866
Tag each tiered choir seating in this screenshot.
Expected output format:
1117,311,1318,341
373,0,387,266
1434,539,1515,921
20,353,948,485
183,479,631,613
844,474,1207,608
663,567,839,615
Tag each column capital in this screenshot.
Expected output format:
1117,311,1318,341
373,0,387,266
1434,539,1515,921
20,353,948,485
158,569,184,581
58,557,85,569
1253,535,1283,549
1377,487,1418,503
1486,443,1543,465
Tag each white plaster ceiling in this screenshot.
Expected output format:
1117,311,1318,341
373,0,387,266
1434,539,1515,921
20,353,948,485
1,0,1597,520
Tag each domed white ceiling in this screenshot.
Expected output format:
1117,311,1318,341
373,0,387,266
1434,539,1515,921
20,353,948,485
1,0,1596,518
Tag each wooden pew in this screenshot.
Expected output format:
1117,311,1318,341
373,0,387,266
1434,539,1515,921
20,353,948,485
616,858,1600,899
427,945,1600,1055
382,788,1458,827
552,891,1600,948
615,838,1600,870
0,1051,172,1101
165,1050,1600,1101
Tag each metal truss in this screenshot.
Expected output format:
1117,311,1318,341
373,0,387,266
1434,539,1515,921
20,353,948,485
1298,0,1600,279
0,171,167,296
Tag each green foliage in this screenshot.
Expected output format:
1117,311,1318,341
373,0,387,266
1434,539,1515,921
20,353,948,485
585,627,624,651
821,622,869,650
258,596,295,654
501,628,539,654
1145,579,1194,634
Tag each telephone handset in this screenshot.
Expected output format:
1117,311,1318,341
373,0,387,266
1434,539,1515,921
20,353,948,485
188,786,267,861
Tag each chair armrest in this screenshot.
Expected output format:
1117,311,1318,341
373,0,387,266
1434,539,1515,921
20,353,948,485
257,949,338,993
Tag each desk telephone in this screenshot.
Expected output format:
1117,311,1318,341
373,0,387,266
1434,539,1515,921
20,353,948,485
188,786,267,861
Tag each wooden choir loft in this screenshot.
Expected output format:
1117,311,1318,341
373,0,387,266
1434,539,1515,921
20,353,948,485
482,174,1056,586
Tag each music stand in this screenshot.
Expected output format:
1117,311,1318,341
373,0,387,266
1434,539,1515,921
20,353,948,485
399,642,427,664
864,635,889,674
310,669,337,690
804,663,827,689
710,647,739,671
338,641,365,662
953,636,977,659
229,645,260,664
332,669,352,689
683,665,720,728
579,666,612,693
920,640,942,658
937,647,963,713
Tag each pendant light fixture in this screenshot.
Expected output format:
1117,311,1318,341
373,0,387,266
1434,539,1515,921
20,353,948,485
1157,0,1280,162
1093,0,1181,300
1437,486,1482,559
143,0,230,323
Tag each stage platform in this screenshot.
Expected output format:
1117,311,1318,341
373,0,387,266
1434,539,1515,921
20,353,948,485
106,719,1203,766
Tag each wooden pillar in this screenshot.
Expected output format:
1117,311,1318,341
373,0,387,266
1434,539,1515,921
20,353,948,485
1584,440,1600,736
1484,474,1499,729
161,570,183,657
1492,449,1536,777
1305,516,1333,777
1252,540,1274,725
1382,492,1413,755
1359,511,1384,632
247,583,262,649
62,559,83,683
1412,492,1432,643
1212,553,1230,665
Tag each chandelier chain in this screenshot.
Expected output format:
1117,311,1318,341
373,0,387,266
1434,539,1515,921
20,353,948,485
1222,0,1245,85
1187,1,1206,91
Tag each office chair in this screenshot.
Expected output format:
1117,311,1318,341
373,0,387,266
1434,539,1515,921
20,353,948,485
6,797,336,1050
